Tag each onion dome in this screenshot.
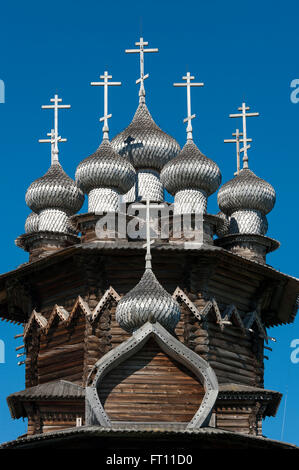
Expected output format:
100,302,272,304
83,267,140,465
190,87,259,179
26,162,84,215
218,169,276,235
218,169,275,216
161,139,221,196
75,138,135,196
25,212,39,233
116,268,181,333
111,103,180,171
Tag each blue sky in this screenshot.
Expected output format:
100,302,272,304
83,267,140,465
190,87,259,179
0,0,298,446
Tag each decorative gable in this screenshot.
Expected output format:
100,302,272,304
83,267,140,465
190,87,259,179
86,321,218,429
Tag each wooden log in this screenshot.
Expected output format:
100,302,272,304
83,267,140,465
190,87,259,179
215,371,257,386
38,365,83,383
206,354,257,374
208,360,257,379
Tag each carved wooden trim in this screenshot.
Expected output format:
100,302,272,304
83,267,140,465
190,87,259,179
85,321,218,430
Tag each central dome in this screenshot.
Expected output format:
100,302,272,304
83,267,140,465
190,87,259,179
111,102,180,171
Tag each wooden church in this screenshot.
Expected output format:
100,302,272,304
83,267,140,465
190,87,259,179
0,38,298,450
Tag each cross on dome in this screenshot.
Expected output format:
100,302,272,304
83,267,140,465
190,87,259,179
229,102,259,169
173,72,204,141
39,129,67,165
224,129,252,175
91,71,121,140
132,198,162,270
125,37,158,103
41,94,71,160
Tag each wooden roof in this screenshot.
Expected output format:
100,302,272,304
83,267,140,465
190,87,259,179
0,424,296,449
7,380,281,421
0,241,298,326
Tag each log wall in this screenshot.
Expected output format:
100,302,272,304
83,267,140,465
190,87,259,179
98,338,205,423
21,250,269,437
215,406,260,435
38,315,86,385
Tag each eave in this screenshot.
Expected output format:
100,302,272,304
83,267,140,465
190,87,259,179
0,241,297,327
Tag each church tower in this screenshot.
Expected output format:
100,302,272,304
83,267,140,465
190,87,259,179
1,38,298,450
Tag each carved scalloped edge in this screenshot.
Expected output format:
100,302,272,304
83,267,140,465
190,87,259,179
23,287,121,339
173,287,267,340
23,287,268,343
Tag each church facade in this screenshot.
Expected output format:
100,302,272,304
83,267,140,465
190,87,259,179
0,38,298,450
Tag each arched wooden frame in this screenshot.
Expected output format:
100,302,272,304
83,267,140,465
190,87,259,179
86,321,218,430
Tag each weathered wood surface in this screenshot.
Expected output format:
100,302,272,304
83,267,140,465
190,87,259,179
37,315,86,385
98,338,205,423
215,407,257,435
20,250,269,437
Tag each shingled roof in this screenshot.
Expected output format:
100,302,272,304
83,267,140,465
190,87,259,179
7,380,281,420
0,425,297,450
7,380,84,419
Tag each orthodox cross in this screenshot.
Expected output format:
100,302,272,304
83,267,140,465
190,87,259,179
173,72,204,141
125,37,158,103
91,71,121,140
229,102,259,169
224,129,252,175
39,129,66,165
131,198,162,270
41,95,70,159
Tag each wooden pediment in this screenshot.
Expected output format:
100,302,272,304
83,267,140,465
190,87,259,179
86,321,218,429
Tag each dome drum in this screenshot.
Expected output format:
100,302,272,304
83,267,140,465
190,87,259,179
125,169,164,203
38,209,69,233
229,210,268,235
174,188,207,215
88,187,120,213
215,233,280,264
25,212,39,234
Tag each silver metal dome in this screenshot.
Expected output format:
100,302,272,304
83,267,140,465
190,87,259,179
75,138,136,195
25,212,39,233
111,103,180,171
116,268,181,333
25,162,84,215
218,169,276,216
161,140,222,196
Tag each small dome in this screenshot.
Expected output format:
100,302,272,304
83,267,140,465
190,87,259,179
26,162,84,215
25,212,39,233
161,139,221,196
111,103,180,171
75,138,135,195
218,168,276,216
116,269,181,333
